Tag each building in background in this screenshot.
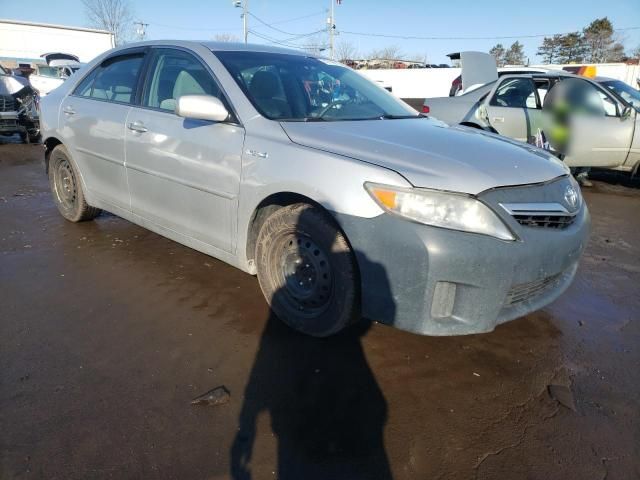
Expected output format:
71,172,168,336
0,19,114,68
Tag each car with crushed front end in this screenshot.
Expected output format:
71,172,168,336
39,41,590,337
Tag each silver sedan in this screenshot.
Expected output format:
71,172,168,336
39,41,589,337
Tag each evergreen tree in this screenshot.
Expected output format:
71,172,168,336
537,34,563,64
489,43,506,67
583,17,615,63
504,41,526,65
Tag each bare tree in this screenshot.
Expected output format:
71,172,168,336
368,45,404,61
335,40,358,63
214,33,240,43
82,0,134,46
409,53,427,64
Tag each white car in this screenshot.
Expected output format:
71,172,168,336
29,53,82,96
425,53,639,173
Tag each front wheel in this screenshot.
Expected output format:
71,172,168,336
48,145,101,222
255,203,359,337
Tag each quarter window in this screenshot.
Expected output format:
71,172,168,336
143,49,221,112
490,78,538,109
74,68,99,97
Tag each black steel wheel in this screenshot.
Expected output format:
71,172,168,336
256,203,359,337
48,145,101,222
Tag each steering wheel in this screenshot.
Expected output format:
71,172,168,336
314,97,357,119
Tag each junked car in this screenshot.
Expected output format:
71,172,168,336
28,53,83,96
424,53,639,175
446,51,550,97
39,41,589,337
0,65,40,143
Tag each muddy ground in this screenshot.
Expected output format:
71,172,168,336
1,139,639,480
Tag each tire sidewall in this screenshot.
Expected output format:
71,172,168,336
256,204,359,337
48,146,83,222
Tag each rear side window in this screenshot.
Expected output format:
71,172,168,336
143,49,222,112
74,54,143,104
490,78,537,109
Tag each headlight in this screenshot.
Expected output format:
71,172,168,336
365,183,516,241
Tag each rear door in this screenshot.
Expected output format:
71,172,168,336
124,47,244,253
483,76,543,143
59,50,146,211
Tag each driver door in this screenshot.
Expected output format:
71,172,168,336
124,47,244,253
558,79,635,168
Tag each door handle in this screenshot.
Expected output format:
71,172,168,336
127,121,148,133
63,106,76,115
492,117,505,123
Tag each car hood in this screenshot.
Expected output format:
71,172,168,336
280,118,568,195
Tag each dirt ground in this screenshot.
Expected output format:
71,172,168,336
1,138,639,480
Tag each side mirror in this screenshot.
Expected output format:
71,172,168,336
621,105,633,119
176,95,229,122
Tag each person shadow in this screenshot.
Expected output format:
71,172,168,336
231,207,395,480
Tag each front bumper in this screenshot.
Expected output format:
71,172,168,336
0,111,20,134
333,179,590,336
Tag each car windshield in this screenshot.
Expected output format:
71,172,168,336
214,51,418,121
37,66,61,78
601,79,640,111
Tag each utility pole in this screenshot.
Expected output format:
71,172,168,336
233,0,249,44
328,1,335,59
243,0,249,44
134,21,148,41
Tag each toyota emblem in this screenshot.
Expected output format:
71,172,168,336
564,185,578,210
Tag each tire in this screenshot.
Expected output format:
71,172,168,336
255,203,359,337
48,145,101,222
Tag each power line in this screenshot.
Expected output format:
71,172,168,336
146,22,242,32
248,29,326,49
248,12,319,36
338,26,640,41
144,10,325,35
268,10,326,26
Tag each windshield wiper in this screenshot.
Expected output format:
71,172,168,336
379,114,422,119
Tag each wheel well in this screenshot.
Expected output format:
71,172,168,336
245,192,323,268
43,137,62,173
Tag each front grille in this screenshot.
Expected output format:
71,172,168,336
513,214,576,229
505,273,561,306
0,118,18,128
0,95,16,112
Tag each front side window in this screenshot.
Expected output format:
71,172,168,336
88,54,143,104
215,51,417,121
143,49,222,112
491,78,538,108
602,80,640,112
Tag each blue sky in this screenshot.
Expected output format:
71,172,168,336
3,0,640,63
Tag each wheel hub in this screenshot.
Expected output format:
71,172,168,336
55,159,77,209
280,235,332,313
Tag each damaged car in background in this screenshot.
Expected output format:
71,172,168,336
28,53,83,96
1,64,40,143
424,52,640,176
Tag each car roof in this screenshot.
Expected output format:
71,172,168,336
499,71,574,79
111,40,313,57
593,76,618,83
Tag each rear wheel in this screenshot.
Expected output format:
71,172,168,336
255,203,359,337
48,145,101,222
